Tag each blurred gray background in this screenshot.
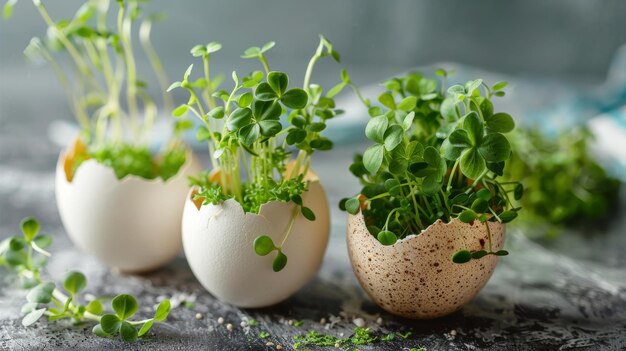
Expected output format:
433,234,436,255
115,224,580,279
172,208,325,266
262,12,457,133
2,0,626,121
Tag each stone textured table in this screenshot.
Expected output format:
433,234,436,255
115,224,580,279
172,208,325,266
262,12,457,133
1,124,626,351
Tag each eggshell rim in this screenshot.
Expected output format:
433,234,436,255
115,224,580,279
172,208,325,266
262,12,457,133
58,145,196,186
350,210,505,248
187,178,322,219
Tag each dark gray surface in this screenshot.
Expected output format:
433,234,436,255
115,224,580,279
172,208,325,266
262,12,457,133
1,137,626,350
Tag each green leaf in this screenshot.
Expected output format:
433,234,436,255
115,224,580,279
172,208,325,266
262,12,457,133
463,112,484,146
280,88,308,109
326,82,346,98
402,111,415,131
448,129,472,148
494,250,509,256
492,81,508,91
471,250,489,259
267,71,288,95
452,250,472,264
208,106,225,120
206,41,222,54
459,210,477,223
253,235,275,256
238,92,253,108
441,98,459,120
310,122,326,132
63,271,87,296
465,79,483,95
238,124,261,146
255,82,278,100
422,175,439,195
345,198,361,215
272,251,288,272
514,183,524,200
120,321,138,342
196,126,211,142
476,188,492,201
183,64,194,82
255,100,282,121
86,300,103,315
9,236,26,251
21,217,40,241
112,294,138,320
154,299,171,322
378,92,396,110
138,320,154,337
365,116,388,144
166,81,181,92
423,146,440,166
33,234,52,249
22,308,46,327
27,282,55,304
471,198,489,213
301,207,315,221
92,324,109,337
258,120,282,137
478,133,511,162
499,211,518,223
460,148,485,180
190,44,207,57
241,46,261,59
286,129,307,145
363,144,385,174
261,41,276,53
101,314,121,334
377,231,397,246
383,125,403,151
310,138,333,150
397,96,417,111
226,108,253,131
487,113,515,133
451,193,469,205
3,1,15,20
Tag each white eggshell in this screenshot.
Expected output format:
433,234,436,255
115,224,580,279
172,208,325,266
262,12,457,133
347,213,505,319
55,148,201,273
182,179,330,308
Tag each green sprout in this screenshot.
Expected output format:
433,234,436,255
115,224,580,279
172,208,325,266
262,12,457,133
0,217,172,342
171,36,350,271
4,0,188,180
340,72,522,262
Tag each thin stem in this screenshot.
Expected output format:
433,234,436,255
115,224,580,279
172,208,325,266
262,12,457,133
279,204,300,248
118,2,140,140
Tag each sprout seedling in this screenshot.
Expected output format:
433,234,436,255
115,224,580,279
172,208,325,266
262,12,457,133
0,217,172,342
341,71,523,263
171,37,352,271
4,0,188,180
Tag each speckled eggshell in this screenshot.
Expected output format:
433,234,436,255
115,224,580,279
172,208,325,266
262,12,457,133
55,146,201,273
182,175,329,308
347,212,505,319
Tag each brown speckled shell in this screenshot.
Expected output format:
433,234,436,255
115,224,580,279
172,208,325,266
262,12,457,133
347,213,505,319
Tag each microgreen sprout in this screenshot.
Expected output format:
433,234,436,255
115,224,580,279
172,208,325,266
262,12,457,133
171,36,351,271
4,0,188,180
504,127,621,231
0,217,172,342
340,71,523,262
292,327,419,349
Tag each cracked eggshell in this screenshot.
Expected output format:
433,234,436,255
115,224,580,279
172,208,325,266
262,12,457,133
55,145,201,273
182,175,329,308
347,212,505,319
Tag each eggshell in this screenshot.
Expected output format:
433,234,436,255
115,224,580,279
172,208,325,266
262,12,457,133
182,172,330,308
55,145,201,273
347,212,505,319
